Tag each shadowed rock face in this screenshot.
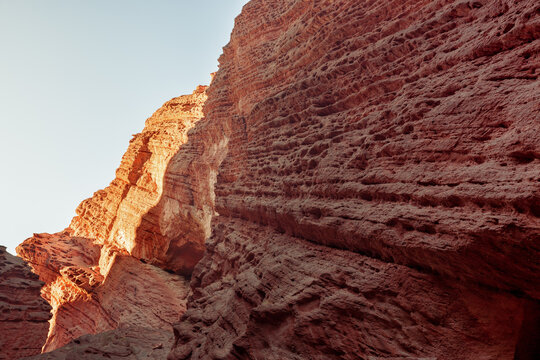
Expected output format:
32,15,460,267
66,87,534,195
166,0,539,359
17,87,207,352
22,327,173,360
172,220,537,359
0,246,51,359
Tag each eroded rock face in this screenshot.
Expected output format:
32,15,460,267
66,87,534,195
13,0,540,358
173,220,534,359
18,232,189,352
0,246,51,359
22,327,173,360
17,87,207,352
70,86,208,274
168,0,540,359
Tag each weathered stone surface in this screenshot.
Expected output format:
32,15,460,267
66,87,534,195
171,219,535,360
13,0,540,358
0,246,51,359
23,327,172,360
167,0,540,359
17,86,207,352
18,232,189,353
210,0,540,298
70,86,208,274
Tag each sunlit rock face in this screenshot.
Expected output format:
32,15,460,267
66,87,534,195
0,246,51,359
167,0,540,359
70,86,208,274
17,87,206,352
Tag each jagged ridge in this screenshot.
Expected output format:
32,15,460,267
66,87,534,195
17,87,207,352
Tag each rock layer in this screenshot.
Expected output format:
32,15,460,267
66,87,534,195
70,86,208,274
173,219,535,359
23,327,173,360
167,0,539,359
0,246,51,359
17,87,207,352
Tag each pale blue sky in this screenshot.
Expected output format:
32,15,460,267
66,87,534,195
0,0,248,254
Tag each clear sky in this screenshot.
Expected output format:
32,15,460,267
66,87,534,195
0,0,249,254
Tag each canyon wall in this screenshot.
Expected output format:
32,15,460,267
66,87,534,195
17,87,207,352
168,0,540,359
14,0,540,359
0,246,51,359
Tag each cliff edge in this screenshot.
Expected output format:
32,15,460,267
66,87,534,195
168,0,540,358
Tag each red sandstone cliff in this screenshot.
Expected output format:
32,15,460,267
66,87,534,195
167,0,540,358
0,246,51,359
13,0,540,359
17,87,207,352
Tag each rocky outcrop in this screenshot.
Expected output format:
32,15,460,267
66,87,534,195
167,0,540,359
173,220,536,359
17,87,207,352
0,246,51,359
17,232,189,352
69,85,208,275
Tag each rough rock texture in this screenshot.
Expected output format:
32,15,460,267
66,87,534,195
17,232,189,354
166,0,540,359
23,327,173,360
174,220,536,359
17,87,207,352
0,246,51,359
70,85,208,275
14,0,540,359
18,232,189,352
